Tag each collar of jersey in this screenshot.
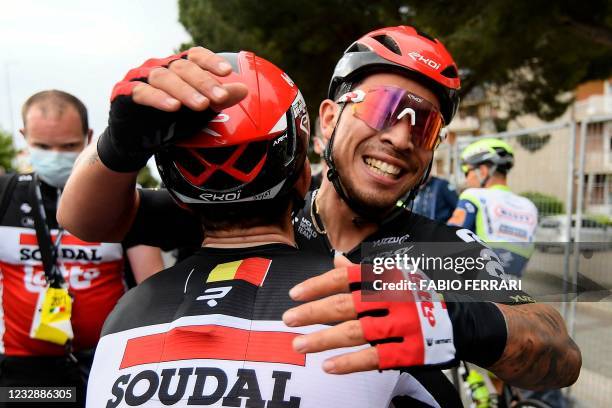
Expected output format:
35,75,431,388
489,184,511,192
198,243,297,256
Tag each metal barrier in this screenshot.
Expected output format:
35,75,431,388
435,116,612,407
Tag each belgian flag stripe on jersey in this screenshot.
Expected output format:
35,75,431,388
119,324,305,369
207,257,271,286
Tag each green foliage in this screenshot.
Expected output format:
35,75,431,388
516,134,551,152
520,191,564,217
585,213,612,226
0,129,16,172
178,0,612,121
179,0,407,119
137,166,160,188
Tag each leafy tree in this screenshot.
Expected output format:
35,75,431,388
137,166,160,188
521,191,564,217
0,129,16,172
178,0,612,121
178,0,407,118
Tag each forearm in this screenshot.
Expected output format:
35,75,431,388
488,303,581,390
127,245,165,283
58,143,140,242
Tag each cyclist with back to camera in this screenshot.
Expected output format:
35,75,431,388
449,139,562,408
448,139,538,277
59,26,580,403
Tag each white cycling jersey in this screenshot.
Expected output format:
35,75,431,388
448,185,538,276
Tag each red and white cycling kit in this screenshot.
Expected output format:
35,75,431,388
116,188,534,407
0,174,127,356
88,245,462,408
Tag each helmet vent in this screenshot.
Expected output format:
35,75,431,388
372,35,401,55
346,42,370,53
415,30,436,43
171,148,206,176
441,65,459,79
197,145,238,165
233,140,268,174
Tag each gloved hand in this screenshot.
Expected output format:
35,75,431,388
283,258,508,374
97,48,248,172
346,266,456,369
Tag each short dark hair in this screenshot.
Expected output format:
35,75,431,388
21,90,89,135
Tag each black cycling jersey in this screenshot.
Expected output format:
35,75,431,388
88,244,461,407
294,191,531,305
124,188,533,407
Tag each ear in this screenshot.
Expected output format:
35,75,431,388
478,164,490,179
318,99,339,144
86,129,93,144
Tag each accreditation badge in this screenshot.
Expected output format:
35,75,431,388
29,285,74,345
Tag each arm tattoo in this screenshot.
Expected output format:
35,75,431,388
488,303,581,390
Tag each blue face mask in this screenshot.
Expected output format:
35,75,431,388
29,147,79,188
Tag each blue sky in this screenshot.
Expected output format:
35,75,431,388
0,0,191,148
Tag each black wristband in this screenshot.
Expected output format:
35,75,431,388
97,128,151,173
445,294,507,368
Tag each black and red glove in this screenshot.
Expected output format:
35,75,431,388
97,52,217,172
347,265,507,370
348,266,457,369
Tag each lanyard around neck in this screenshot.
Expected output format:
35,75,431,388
29,175,65,288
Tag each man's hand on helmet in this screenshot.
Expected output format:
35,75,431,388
97,46,249,172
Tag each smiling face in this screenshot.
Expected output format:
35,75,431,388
320,73,440,213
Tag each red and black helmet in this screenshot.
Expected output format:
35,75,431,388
328,26,460,125
155,51,309,208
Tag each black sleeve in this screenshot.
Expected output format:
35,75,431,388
122,188,204,251
0,173,18,223
443,241,535,305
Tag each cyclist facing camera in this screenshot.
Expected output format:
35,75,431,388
59,26,580,406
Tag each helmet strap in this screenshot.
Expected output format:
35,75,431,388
477,164,497,188
323,84,386,223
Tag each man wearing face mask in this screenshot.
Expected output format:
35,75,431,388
0,90,164,407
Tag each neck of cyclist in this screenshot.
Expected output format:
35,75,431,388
317,177,379,253
202,221,296,248
479,168,508,188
